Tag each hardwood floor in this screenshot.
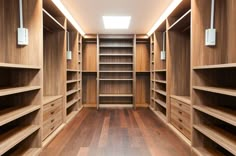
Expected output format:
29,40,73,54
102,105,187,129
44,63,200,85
41,108,191,156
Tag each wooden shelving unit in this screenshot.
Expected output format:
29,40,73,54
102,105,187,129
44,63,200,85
97,35,135,109
82,35,97,107
166,0,191,141
191,0,236,155
135,36,150,107
42,1,66,144
65,19,81,123
150,20,168,122
0,0,42,155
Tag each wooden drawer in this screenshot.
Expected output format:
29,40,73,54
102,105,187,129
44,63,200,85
171,104,190,127
171,98,190,115
43,111,63,140
43,98,63,122
171,114,191,139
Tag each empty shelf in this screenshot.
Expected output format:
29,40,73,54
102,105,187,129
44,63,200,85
150,107,166,122
193,86,236,97
99,54,133,56
155,80,167,84
193,63,236,70
43,95,62,105
0,86,40,97
66,90,78,96
99,62,133,65
0,105,40,126
99,94,133,97
66,111,78,123
170,95,191,105
9,147,41,156
67,69,79,72
0,63,40,69
154,89,167,96
0,125,40,155
99,71,133,73
194,124,236,155
192,147,225,156
99,79,133,81
43,9,65,31
154,69,166,72
193,105,236,126
99,45,133,48
154,99,166,108
66,80,79,84
168,9,191,31
66,99,78,109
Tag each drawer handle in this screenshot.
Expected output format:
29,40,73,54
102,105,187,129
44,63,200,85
178,126,183,130
51,126,55,130
51,119,55,123
178,111,182,114
178,119,183,122
51,103,55,107
50,111,55,115
179,103,182,107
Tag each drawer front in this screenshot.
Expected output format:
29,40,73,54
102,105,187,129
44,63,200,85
171,114,191,139
171,104,190,128
43,98,63,122
171,98,190,115
43,111,63,140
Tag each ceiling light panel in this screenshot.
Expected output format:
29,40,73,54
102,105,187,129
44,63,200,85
103,16,131,29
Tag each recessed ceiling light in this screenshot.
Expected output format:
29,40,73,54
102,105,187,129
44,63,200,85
103,16,131,29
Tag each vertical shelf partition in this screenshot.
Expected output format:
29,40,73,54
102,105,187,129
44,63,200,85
97,35,135,108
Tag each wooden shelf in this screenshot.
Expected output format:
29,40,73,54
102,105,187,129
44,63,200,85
154,69,166,72
154,89,167,96
193,86,236,97
99,79,133,81
193,63,236,70
170,95,191,105
0,105,40,126
0,86,40,97
66,90,78,96
154,99,166,108
193,105,236,126
100,62,133,65
0,63,40,70
99,71,133,73
99,54,133,56
10,147,41,156
67,69,79,72
155,80,167,84
150,106,166,122
99,45,133,48
43,9,65,31
99,94,133,97
66,99,78,109
168,9,191,31
66,111,78,123
0,125,40,155
192,147,225,156
194,124,236,155
43,95,62,105
66,80,79,84
82,71,97,73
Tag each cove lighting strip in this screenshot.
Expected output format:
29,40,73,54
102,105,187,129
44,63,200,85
147,0,182,36
52,0,85,36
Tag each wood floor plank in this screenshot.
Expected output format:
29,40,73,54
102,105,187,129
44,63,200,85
42,108,191,156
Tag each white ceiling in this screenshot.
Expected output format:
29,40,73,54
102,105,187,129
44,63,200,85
61,0,173,34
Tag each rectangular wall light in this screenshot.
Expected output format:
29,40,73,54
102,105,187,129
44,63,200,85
103,16,131,29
